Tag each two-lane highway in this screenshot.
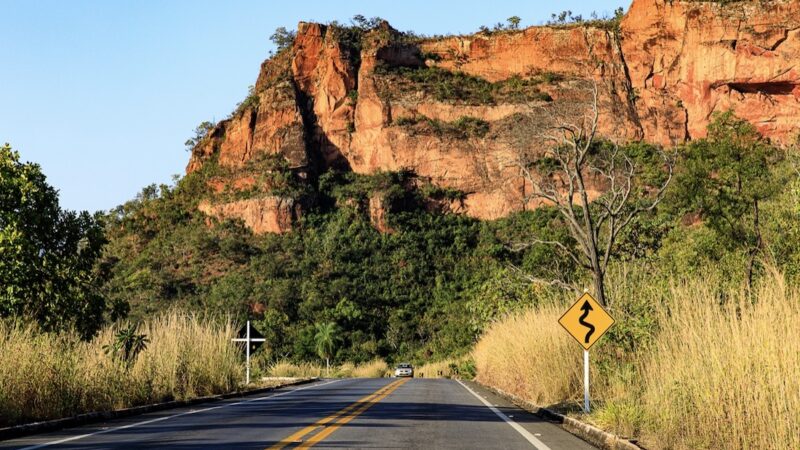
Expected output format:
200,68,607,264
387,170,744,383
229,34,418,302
1,378,597,449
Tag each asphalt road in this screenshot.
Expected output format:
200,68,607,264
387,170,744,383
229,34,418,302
1,378,597,450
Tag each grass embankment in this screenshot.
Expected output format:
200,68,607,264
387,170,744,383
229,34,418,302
473,268,800,449
265,358,389,378
0,313,242,428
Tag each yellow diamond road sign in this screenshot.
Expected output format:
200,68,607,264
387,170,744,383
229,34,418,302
559,292,615,350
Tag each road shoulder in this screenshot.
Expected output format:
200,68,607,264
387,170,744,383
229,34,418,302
461,380,599,450
467,381,641,450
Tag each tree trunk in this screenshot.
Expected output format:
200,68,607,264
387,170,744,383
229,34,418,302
587,241,607,306
746,199,763,293
592,269,607,306
326,357,330,377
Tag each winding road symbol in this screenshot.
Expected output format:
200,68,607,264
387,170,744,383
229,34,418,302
558,292,615,350
578,301,595,343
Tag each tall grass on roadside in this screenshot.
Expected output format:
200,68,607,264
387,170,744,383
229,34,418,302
474,304,581,404
638,268,800,449
415,357,476,379
266,358,388,379
350,359,389,378
473,267,800,449
267,361,325,378
0,313,241,428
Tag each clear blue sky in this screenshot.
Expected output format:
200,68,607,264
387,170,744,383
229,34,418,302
1,0,627,212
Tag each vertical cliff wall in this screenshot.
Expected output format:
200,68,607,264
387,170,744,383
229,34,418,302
186,0,800,233
623,0,800,145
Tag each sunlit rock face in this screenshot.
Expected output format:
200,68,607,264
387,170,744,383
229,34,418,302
187,1,800,233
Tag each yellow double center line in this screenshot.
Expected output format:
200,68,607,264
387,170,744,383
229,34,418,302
267,378,409,449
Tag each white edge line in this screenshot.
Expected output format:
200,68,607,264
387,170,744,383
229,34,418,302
18,379,342,450
456,380,552,450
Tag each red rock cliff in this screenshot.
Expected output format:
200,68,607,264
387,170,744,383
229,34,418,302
622,0,800,144
187,0,800,233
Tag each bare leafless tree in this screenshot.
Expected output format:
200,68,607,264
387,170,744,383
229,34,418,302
500,80,673,306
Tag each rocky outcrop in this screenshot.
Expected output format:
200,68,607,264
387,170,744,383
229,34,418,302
197,197,300,234
187,0,800,233
368,194,393,234
188,51,307,172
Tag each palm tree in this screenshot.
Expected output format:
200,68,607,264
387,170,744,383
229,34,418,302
314,322,338,376
103,324,149,369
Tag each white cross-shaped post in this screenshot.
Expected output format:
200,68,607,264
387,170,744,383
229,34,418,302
231,321,265,385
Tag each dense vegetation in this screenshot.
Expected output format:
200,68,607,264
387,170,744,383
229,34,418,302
393,115,491,139
102,162,510,363
0,144,120,338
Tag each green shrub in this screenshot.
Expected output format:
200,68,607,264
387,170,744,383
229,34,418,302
232,85,260,118
394,115,490,139
347,89,358,104
546,8,625,31
394,116,419,127
452,116,490,137
541,71,563,84
376,65,554,105
420,51,442,62
184,121,215,152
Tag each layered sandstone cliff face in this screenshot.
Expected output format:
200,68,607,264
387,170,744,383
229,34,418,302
187,0,800,233
622,0,800,144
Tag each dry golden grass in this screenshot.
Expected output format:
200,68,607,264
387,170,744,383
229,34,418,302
268,359,388,378
637,268,800,449
474,268,800,449
350,359,389,378
267,361,325,378
334,362,357,378
415,359,457,378
0,312,241,427
474,304,581,404
415,357,472,379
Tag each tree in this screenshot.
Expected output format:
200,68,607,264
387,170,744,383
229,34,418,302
0,144,114,337
670,111,782,289
507,16,522,30
269,27,296,53
184,121,214,152
549,10,582,25
613,7,626,23
350,15,384,30
503,82,673,305
314,321,339,376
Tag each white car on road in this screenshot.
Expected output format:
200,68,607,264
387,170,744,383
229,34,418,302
394,363,414,378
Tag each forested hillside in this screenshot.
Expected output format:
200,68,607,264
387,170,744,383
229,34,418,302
102,157,572,362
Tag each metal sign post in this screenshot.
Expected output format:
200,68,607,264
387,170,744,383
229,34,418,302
231,321,265,385
583,349,590,413
558,292,615,415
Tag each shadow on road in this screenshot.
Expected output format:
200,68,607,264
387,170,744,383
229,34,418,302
24,380,564,449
